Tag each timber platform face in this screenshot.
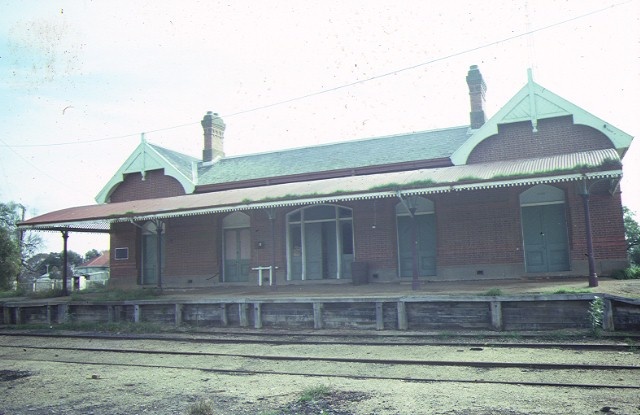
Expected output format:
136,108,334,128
2,277,639,332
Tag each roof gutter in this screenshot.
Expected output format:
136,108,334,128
18,169,622,233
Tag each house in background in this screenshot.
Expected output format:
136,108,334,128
32,273,58,292
20,66,633,290
75,251,110,289
30,252,110,292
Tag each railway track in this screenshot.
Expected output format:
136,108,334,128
1,331,638,391
1,343,639,372
1,329,638,351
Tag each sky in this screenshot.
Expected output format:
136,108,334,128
1,0,639,255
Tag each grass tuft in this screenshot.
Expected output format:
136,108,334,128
482,288,503,296
299,385,331,402
27,288,66,299
185,398,216,415
70,288,162,301
551,287,593,294
16,321,172,334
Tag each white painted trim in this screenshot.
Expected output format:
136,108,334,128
95,141,196,203
451,80,633,165
520,200,565,207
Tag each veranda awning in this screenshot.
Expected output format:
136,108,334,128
19,148,622,232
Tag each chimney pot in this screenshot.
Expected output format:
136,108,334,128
466,65,487,129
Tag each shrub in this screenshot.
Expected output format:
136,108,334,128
588,297,604,335
0,288,25,298
610,266,640,280
483,288,503,296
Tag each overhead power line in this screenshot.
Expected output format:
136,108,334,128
1,0,631,149
223,0,630,118
0,136,75,192
5,121,202,148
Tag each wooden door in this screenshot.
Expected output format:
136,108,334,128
224,228,251,282
398,214,436,277
522,204,569,273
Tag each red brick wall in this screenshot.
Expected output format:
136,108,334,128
435,188,524,266
108,169,186,203
109,215,221,287
164,215,219,277
109,222,139,288
468,116,613,164
249,209,289,275
433,184,626,268
349,199,399,278
567,188,627,261
107,185,627,287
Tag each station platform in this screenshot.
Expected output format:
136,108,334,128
154,276,640,301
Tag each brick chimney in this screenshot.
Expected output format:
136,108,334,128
466,65,486,129
201,111,226,162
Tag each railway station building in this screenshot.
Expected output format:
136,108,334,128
20,66,634,290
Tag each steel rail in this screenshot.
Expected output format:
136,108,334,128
3,356,638,390
2,344,639,371
0,331,637,351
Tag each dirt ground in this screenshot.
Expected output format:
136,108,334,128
1,334,639,415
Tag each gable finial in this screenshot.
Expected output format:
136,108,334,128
527,68,538,133
141,132,147,181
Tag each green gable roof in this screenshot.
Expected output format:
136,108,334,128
197,126,470,186
95,141,199,203
451,71,634,165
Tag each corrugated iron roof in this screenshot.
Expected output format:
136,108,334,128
79,252,110,268
20,148,621,231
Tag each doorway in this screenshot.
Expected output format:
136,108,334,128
396,197,437,277
520,185,570,273
287,205,353,280
141,221,164,285
223,212,251,282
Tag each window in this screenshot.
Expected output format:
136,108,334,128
114,247,129,260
